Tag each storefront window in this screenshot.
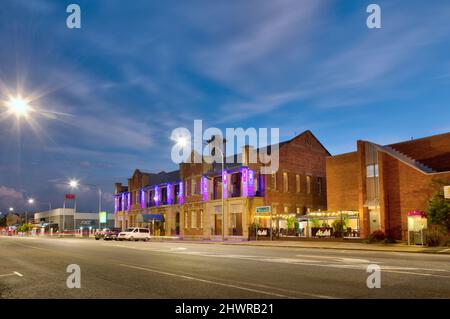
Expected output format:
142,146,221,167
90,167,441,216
191,211,197,229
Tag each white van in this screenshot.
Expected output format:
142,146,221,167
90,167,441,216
117,228,151,241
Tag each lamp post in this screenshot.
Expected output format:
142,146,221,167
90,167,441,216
205,138,226,241
26,198,35,224
215,147,225,241
64,180,103,233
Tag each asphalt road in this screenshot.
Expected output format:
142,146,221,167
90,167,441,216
0,236,449,299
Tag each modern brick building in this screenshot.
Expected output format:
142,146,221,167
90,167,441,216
326,132,450,240
114,130,329,240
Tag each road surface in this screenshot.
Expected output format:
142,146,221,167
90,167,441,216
1,236,449,298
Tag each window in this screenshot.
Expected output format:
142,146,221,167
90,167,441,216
191,176,197,195
366,164,379,178
185,180,189,196
191,211,197,229
272,173,277,190
306,175,312,194
296,207,300,214
184,212,188,229
284,206,289,214
283,172,289,192
296,175,300,193
200,210,203,229
317,177,323,195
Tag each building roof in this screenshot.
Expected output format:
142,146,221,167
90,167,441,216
147,170,180,185
387,131,450,172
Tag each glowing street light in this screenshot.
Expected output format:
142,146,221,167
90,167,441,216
9,207,14,212
69,179,79,189
27,198,35,205
6,96,32,118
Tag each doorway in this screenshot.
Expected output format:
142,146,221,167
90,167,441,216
369,208,381,233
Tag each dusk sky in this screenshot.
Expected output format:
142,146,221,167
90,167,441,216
1,0,450,213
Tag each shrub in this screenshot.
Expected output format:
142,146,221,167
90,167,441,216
364,230,386,243
426,226,449,247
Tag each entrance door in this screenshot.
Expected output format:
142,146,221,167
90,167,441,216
369,208,381,233
214,214,222,235
175,213,180,235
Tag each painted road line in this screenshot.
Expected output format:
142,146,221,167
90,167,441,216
119,263,318,299
0,272,23,278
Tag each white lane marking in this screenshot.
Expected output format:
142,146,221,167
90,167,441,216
439,248,450,253
296,254,371,263
170,247,187,251
119,263,334,299
0,272,23,278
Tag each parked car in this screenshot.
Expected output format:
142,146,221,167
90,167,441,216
104,228,122,240
95,228,122,240
94,228,109,240
117,228,151,241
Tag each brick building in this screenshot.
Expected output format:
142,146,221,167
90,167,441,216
326,132,450,240
114,130,329,240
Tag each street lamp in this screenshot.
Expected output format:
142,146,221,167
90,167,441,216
211,145,225,242
69,179,79,189
9,207,14,212
26,198,35,224
5,96,32,118
60,179,103,234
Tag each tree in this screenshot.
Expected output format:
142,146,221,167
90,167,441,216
427,181,450,232
17,223,33,233
0,216,6,227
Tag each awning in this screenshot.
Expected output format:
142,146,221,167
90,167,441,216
137,214,165,222
407,210,426,218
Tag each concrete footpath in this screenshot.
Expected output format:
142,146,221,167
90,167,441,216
151,238,450,254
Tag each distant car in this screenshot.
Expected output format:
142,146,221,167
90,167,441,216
94,228,122,241
94,228,109,240
117,228,150,241
103,228,122,240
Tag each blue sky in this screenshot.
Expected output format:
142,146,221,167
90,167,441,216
1,0,450,213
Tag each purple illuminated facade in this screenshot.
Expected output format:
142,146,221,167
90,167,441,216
154,186,160,206
167,183,173,205
179,181,184,204
141,189,146,209
201,176,208,201
222,170,228,199
115,167,257,213
248,169,255,196
240,167,255,198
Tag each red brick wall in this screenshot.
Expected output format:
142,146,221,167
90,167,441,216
380,153,450,239
326,152,360,211
264,130,329,213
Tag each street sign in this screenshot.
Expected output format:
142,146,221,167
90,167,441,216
99,211,107,224
444,186,450,199
256,206,271,213
65,194,76,200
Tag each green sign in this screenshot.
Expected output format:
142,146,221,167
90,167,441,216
256,206,271,213
99,211,107,224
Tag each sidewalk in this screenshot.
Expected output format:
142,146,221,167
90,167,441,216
150,238,450,254
220,239,450,254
